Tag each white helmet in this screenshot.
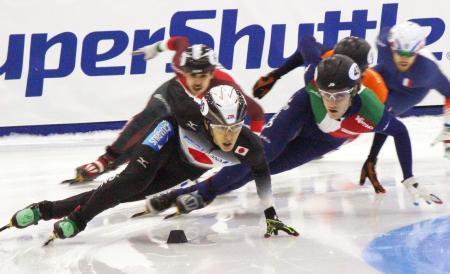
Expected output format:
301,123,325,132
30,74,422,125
388,21,426,54
200,85,247,125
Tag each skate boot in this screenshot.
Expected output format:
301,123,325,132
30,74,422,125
53,218,80,239
43,216,84,246
431,126,450,159
62,154,115,184
1,201,54,232
10,203,42,229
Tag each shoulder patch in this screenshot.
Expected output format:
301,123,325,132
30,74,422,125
142,120,174,151
234,145,249,156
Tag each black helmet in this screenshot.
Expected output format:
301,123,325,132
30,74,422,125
316,54,361,91
180,44,216,74
200,85,247,125
334,36,372,71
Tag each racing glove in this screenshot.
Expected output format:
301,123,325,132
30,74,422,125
253,72,280,99
402,177,443,206
359,158,386,193
264,206,299,238
132,42,166,60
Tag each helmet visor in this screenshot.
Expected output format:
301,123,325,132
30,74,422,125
180,64,215,75
210,121,244,134
394,49,416,58
318,87,353,101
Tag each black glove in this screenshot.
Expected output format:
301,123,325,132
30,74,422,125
264,206,299,238
252,72,279,99
175,193,207,214
147,191,178,214
359,158,386,193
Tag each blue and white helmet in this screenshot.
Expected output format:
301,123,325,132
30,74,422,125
388,21,426,54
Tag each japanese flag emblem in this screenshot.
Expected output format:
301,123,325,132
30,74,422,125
235,146,249,156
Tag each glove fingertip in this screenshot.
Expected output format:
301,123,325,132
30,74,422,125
376,187,386,194
430,194,443,204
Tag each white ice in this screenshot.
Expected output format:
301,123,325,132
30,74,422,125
0,116,449,274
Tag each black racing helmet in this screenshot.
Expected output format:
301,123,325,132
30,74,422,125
334,36,372,71
179,44,217,74
315,54,361,91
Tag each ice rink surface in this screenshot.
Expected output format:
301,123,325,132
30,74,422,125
0,116,449,274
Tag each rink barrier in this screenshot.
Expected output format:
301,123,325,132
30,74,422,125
0,105,443,136
2,2,448,129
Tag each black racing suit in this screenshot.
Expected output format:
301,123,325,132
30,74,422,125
40,114,270,232
105,72,264,168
